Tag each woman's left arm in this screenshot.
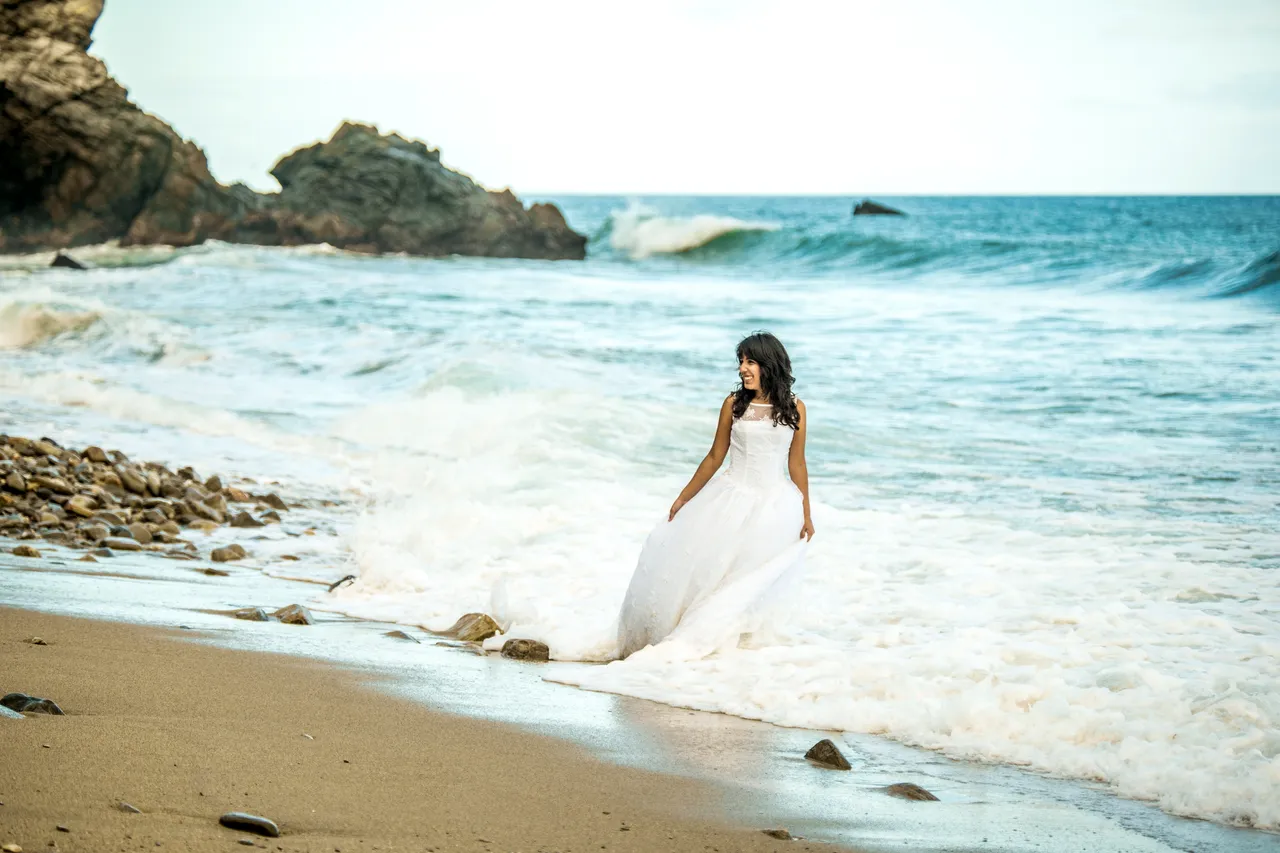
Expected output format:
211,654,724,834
788,399,814,541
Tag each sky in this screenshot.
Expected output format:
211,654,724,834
90,0,1280,195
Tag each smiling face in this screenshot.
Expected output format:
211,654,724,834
738,354,763,393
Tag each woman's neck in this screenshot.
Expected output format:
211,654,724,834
751,392,771,404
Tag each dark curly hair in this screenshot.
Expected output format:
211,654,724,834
732,331,800,429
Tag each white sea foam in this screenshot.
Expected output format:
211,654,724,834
0,299,100,348
326,378,1280,830
608,203,778,259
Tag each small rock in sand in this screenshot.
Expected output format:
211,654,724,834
11,545,41,558
804,738,851,770
761,828,792,840
201,567,230,576
885,783,939,801
27,637,47,645
118,802,142,814
218,812,280,838
443,612,500,642
77,554,98,562
2,842,23,852
501,638,550,661
1,692,65,715
211,544,247,562
56,825,69,833
272,604,315,626
0,705,24,720
231,607,273,622
383,630,420,643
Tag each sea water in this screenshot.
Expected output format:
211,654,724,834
1,195,1277,832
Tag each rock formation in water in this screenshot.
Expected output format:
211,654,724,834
0,0,586,259
852,199,906,216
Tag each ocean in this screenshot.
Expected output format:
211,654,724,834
1,195,1277,837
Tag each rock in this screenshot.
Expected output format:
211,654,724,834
224,486,252,502
51,252,86,269
83,446,108,463
280,554,299,561
116,466,148,495
501,638,550,661
141,508,166,525
218,812,280,838
77,554,97,562
32,475,72,494
12,545,41,558
211,544,247,562
201,567,230,576
3,471,23,492
27,637,47,645
187,519,219,533
804,738,851,770
272,604,315,626
0,705,24,720
256,492,288,511
885,783,939,801
65,495,96,517
176,466,198,482
95,510,126,527
383,630,419,643
1,843,22,852
55,825,69,833
1,692,65,715
126,522,153,544
761,828,792,840
206,493,228,514
101,537,142,551
186,499,224,523
117,802,141,813
260,510,282,524
231,607,272,622
158,520,181,535
230,511,264,528
852,199,906,216
327,574,356,592
443,612,501,642
204,474,222,493
90,547,113,557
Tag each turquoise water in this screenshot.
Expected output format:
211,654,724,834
1,195,1278,833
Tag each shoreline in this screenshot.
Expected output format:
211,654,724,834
1,607,847,853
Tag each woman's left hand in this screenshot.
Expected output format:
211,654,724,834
800,518,815,541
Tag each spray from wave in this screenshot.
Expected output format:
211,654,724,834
603,203,779,259
0,299,101,348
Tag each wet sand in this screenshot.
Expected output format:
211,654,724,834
0,607,841,853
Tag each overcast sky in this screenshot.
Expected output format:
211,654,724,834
91,0,1280,195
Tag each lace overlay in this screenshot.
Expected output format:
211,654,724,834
613,400,807,659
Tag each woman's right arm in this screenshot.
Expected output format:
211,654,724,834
670,396,734,520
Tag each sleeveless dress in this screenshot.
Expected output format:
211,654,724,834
614,401,808,659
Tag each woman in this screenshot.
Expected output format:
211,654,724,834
615,331,813,659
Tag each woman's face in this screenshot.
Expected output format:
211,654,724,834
738,354,762,392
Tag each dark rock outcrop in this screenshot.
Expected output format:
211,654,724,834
852,199,905,216
0,1,586,260
803,738,851,770
51,251,85,268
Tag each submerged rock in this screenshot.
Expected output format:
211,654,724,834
803,738,851,770
1,692,65,715
383,630,420,643
231,607,272,622
272,604,315,626
885,782,939,801
443,612,500,642
500,638,550,661
852,199,905,216
218,812,280,838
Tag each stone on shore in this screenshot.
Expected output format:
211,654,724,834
101,537,142,551
500,638,550,661
231,607,272,622
218,812,280,838
443,613,500,642
804,738,852,770
886,782,939,801
383,630,420,643
230,511,265,528
11,545,41,558
0,704,24,720
211,544,247,562
272,604,315,626
1,692,65,715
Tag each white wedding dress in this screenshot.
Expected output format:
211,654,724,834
614,401,808,660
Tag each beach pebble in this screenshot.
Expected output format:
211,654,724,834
219,812,280,838
886,782,939,801
65,495,96,517
804,738,851,770
761,828,792,840
383,630,419,643
230,511,264,528
280,554,299,561
77,554,98,562
204,475,222,493
2,843,22,852
211,544,248,562
272,604,315,626
56,824,69,832
118,802,142,813
102,536,142,551
201,567,230,576
1,692,65,715
11,545,41,558
27,637,47,645
127,523,153,544
443,612,500,642
327,574,355,592
90,547,114,558
501,638,550,661
260,510,282,524
257,492,288,511
231,607,273,622
0,705,24,720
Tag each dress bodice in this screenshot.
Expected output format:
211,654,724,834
724,402,795,487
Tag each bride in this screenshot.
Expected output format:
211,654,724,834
615,331,813,660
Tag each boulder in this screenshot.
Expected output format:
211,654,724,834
442,613,500,642
500,638,550,661
852,199,905,216
229,510,263,528
803,738,851,770
211,544,247,562
0,3,585,260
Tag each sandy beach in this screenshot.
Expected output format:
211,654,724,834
0,607,843,853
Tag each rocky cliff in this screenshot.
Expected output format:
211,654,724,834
0,0,585,259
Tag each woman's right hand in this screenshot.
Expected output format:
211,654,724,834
668,497,688,521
